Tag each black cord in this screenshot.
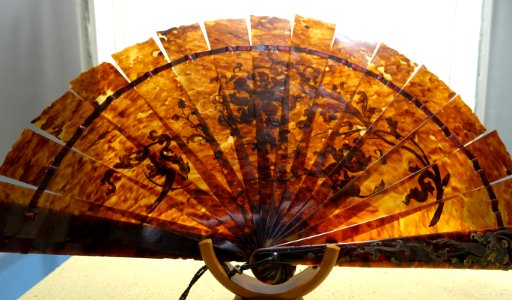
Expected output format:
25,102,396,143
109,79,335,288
179,265,208,300
179,254,278,299
226,252,279,278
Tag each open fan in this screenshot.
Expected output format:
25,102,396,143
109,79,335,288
1,15,511,299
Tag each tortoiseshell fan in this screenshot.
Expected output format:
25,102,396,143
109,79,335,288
1,15,511,298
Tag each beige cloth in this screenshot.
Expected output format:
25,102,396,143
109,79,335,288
22,256,512,299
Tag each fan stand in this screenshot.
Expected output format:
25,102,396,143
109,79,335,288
199,239,340,299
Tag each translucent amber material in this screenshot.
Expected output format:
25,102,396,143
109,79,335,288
1,16,511,270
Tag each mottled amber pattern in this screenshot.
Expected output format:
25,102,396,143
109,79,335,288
1,16,511,269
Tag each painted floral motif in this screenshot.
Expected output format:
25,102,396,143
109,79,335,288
102,130,190,212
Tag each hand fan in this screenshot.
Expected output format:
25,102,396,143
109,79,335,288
1,15,511,299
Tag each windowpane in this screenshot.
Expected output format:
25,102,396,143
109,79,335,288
93,0,482,109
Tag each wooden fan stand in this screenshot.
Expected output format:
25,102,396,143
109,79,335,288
199,239,340,299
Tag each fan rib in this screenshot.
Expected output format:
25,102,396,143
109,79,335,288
248,16,292,244
272,43,420,240
156,24,262,243
268,56,502,242
203,19,262,243
265,15,336,245
77,46,512,240
71,47,512,240
285,131,512,245
1,15,510,268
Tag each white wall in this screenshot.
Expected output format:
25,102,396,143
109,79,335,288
483,0,512,151
0,0,84,159
0,0,83,298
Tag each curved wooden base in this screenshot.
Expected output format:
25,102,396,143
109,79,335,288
199,239,340,299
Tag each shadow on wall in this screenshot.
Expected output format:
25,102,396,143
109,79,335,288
0,254,69,299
